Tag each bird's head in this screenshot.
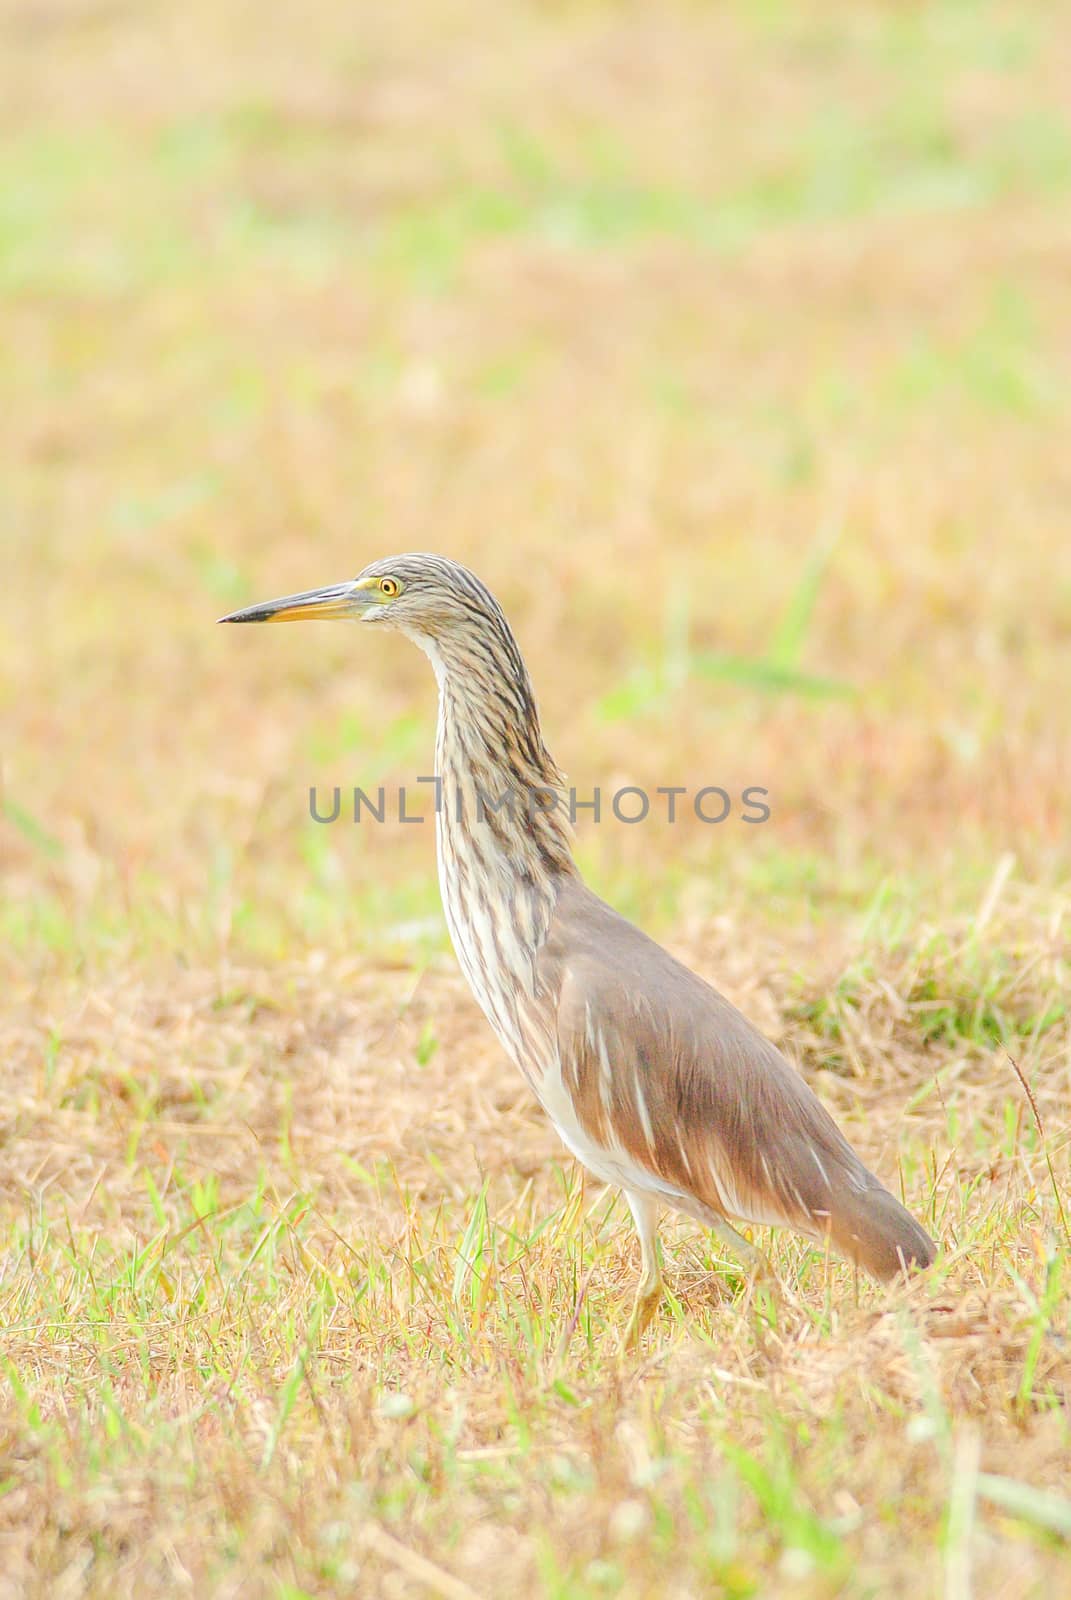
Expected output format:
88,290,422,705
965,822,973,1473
220,549,570,859
219,553,507,649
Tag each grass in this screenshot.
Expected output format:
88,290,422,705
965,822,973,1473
3,0,1071,1593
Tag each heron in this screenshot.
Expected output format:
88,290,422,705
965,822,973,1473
221,553,935,1341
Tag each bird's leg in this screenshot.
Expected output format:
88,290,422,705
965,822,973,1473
622,1189,662,1349
709,1218,780,1306
710,1216,772,1275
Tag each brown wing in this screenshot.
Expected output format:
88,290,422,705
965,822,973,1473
538,878,934,1279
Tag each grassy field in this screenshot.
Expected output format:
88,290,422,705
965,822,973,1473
3,1,1071,1594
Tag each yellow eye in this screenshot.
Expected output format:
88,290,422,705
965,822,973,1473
379,577,400,598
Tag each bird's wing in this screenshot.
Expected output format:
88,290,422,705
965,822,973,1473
539,879,933,1277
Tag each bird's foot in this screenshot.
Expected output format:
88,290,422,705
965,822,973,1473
748,1249,779,1292
741,1256,780,1308
621,1278,663,1352
709,1223,781,1316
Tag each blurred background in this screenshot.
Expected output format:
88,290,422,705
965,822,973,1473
4,7,1071,1594
4,0,1071,975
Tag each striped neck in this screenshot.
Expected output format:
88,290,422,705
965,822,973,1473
412,624,575,1075
422,626,576,884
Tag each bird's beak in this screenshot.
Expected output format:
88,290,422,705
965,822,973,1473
217,581,368,625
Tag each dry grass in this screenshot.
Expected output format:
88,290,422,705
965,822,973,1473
3,1,1071,1595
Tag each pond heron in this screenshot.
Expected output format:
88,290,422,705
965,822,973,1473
221,554,935,1340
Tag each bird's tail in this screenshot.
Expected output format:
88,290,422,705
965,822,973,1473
827,1179,936,1280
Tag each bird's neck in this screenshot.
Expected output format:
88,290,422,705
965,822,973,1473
430,649,576,884
413,625,576,1083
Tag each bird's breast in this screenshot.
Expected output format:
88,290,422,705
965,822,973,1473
435,821,559,1092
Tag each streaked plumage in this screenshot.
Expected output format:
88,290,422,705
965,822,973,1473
221,552,935,1338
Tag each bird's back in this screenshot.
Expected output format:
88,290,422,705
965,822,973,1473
537,877,934,1279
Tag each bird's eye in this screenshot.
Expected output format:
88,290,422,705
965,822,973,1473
379,577,400,598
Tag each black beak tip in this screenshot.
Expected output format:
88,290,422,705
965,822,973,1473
217,606,267,624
